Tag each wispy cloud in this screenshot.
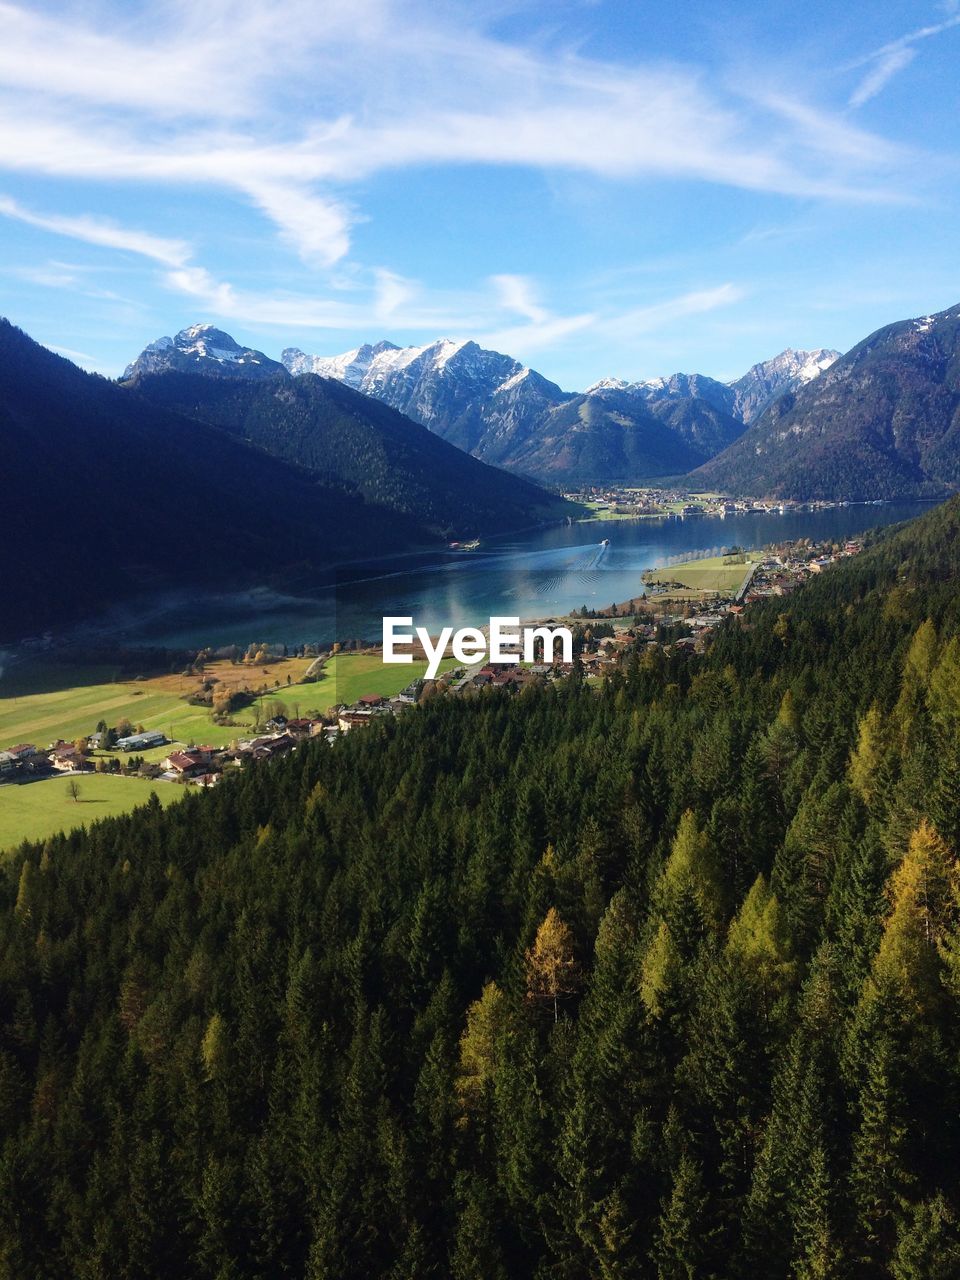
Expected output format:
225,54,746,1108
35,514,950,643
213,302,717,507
47,342,101,368
0,0,938,360
604,284,746,337
847,14,960,108
0,195,191,266
491,275,549,325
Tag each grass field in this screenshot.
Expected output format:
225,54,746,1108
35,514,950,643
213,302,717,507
0,666,230,750
644,553,757,594
0,774,184,855
0,650,463,852
0,656,315,753
248,652,460,719
0,652,460,754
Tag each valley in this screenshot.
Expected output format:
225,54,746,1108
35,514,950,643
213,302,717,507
4,3,959,1273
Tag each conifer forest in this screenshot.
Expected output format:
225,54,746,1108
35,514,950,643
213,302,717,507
5,499,960,1277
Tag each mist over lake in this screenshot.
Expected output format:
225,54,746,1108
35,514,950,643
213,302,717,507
64,503,931,651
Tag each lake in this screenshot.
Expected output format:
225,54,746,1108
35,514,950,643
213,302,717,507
72,501,932,651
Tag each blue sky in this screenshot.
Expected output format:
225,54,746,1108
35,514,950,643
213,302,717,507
0,0,958,389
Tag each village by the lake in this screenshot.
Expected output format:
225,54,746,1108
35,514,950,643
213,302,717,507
0,516,866,851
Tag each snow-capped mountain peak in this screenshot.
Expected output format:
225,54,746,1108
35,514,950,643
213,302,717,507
585,348,840,425
583,376,630,394
124,323,287,381
729,347,840,423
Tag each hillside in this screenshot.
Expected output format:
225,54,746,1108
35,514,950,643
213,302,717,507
127,367,572,537
3,497,960,1273
278,336,837,485
480,388,709,483
0,321,570,641
692,304,960,499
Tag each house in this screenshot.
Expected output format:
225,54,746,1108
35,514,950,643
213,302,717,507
115,730,166,752
257,733,296,759
357,693,385,707
284,717,322,738
163,750,207,778
338,709,376,731
49,742,86,772
6,744,37,761
0,750,18,774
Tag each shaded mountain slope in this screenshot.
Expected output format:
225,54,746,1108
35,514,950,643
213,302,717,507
692,305,960,499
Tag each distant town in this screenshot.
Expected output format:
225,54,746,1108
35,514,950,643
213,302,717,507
565,485,888,519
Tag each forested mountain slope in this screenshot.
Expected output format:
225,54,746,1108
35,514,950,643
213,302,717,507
4,499,960,1274
0,320,571,640
128,368,573,537
692,303,960,500
277,335,838,484
0,320,428,640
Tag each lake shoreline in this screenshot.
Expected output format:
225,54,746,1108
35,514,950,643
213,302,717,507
5,501,932,661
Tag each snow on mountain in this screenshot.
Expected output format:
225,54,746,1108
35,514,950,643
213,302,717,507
281,340,401,388
123,324,287,381
729,348,840,423
122,324,841,485
586,349,840,425
586,370,737,420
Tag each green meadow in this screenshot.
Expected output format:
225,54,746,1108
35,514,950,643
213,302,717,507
247,652,459,721
644,553,757,594
0,651,459,851
0,774,183,855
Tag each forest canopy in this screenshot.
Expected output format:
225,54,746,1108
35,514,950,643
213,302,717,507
4,499,960,1276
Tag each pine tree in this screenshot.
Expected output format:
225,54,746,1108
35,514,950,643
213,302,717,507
891,1193,960,1279
525,908,580,1022
849,1027,913,1268
848,703,888,805
652,1153,712,1279
870,821,958,1015
456,981,507,1120
928,635,960,741
724,874,795,1016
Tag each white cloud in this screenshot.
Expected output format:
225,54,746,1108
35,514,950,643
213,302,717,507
241,181,353,266
0,195,191,265
47,342,100,368
491,275,549,324
0,2,919,210
475,312,596,354
849,48,917,109
597,283,745,339
847,14,960,108
0,0,939,362
373,269,415,321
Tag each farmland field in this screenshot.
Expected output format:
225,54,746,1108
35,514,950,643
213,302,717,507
0,656,315,753
0,774,183,855
643,553,756,594
0,651,458,760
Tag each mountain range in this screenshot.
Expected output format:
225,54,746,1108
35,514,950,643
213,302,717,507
1,320,573,641
693,304,960,500
118,299,960,504
278,338,840,485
